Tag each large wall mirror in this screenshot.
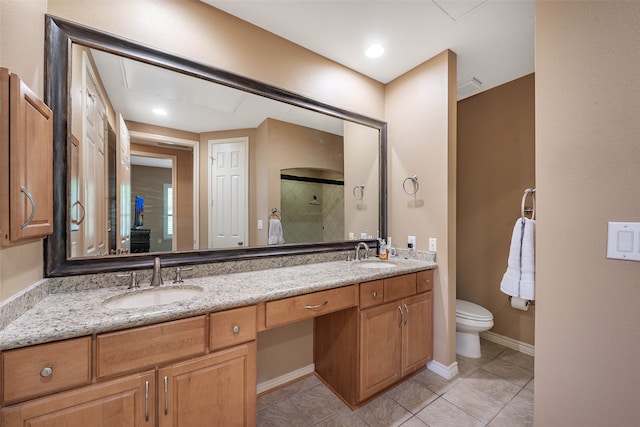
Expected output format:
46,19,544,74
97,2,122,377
44,15,387,277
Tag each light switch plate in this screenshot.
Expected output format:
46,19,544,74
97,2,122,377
607,222,640,261
257,220,263,230
429,238,437,252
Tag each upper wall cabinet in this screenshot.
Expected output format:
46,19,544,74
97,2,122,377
0,68,54,245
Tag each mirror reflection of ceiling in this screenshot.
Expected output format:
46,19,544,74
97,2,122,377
91,49,344,135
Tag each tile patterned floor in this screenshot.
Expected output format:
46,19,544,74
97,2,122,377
257,339,534,426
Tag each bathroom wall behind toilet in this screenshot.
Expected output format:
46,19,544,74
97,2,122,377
457,74,535,345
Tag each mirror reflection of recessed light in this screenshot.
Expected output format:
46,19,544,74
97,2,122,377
152,108,167,116
365,44,384,59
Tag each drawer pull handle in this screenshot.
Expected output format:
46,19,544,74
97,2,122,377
233,324,240,334
304,301,329,310
40,366,53,377
145,380,149,422
371,291,378,298
164,375,169,415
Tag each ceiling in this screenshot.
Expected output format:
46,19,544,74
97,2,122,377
91,48,344,136
202,0,535,99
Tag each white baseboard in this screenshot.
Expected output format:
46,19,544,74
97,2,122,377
256,364,315,395
480,331,535,357
427,359,459,380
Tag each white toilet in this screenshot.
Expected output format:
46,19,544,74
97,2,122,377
455,299,494,358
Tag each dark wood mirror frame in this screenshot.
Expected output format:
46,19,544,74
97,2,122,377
44,15,387,277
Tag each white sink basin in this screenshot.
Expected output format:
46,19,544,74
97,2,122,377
354,260,397,269
103,286,202,309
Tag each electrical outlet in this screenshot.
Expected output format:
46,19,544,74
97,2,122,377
408,235,416,248
257,220,263,230
429,237,437,252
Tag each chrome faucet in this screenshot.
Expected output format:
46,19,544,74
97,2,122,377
150,257,163,286
355,242,369,261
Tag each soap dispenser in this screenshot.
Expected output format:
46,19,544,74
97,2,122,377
379,239,388,260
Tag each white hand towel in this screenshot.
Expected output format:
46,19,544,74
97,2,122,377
520,218,535,300
500,219,524,297
268,218,285,245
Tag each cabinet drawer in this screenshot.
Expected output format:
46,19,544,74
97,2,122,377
360,280,384,309
417,270,434,293
2,336,91,404
383,273,417,302
266,285,358,329
210,305,257,351
96,316,206,379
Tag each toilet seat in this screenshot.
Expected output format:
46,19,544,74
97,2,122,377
456,299,493,322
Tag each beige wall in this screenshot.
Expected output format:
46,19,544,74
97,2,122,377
535,2,640,425
0,0,48,300
46,0,385,120
385,50,458,367
457,74,535,345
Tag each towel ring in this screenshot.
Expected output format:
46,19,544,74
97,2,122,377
353,184,365,201
521,188,536,222
269,208,281,219
402,175,419,196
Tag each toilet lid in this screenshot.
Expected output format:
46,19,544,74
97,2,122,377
456,299,493,321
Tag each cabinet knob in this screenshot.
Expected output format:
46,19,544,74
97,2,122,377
40,366,53,377
425,279,430,284
233,324,240,334
371,291,378,298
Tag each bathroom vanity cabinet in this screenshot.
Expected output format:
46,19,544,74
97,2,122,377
0,68,53,246
0,267,434,425
1,307,257,426
314,270,434,407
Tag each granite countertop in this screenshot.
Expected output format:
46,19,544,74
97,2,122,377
0,258,435,351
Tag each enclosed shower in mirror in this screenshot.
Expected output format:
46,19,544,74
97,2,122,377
280,169,344,244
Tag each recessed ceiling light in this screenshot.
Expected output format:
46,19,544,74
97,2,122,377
365,44,384,59
152,108,167,116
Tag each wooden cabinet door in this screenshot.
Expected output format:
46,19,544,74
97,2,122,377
0,69,53,244
1,371,155,427
402,292,434,375
359,301,402,401
158,341,256,427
